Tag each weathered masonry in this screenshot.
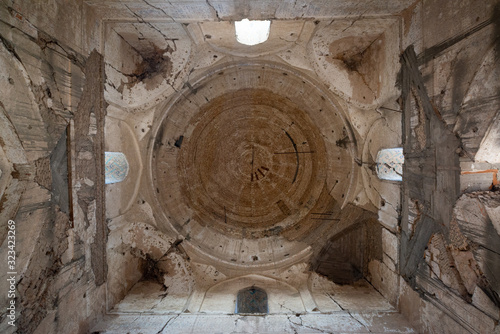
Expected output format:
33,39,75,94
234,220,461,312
0,1,499,333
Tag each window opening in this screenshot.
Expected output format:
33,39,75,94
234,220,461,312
376,148,404,181
236,286,268,314
105,152,129,184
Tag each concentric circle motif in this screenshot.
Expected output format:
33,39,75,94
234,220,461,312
178,89,326,233
151,63,353,241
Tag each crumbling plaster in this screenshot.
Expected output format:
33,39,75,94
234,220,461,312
0,0,111,332
396,1,500,333
0,0,499,333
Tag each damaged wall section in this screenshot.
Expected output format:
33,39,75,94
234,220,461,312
0,1,108,332
398,1,500,331
73,50,108,286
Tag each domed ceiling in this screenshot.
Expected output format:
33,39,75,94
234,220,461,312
103,13,403,283
150,61,357,269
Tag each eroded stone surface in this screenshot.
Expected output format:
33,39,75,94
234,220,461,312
1,1,499,333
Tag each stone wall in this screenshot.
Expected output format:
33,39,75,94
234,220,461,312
0,1,108,333
398,0,500,332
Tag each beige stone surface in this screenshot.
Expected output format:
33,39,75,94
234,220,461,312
1,1,498,333
91,312,416,333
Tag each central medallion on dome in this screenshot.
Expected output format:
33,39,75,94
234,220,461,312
177,89,326,233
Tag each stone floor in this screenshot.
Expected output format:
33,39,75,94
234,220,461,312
91,312,416,333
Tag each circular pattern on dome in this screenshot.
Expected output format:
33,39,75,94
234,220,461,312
150,62,354,249
177,89,326,233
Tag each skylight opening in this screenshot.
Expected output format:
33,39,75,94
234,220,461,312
235,19,271,46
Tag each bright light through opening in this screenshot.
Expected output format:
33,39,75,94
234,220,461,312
235,19,270,46
376,148,404,181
